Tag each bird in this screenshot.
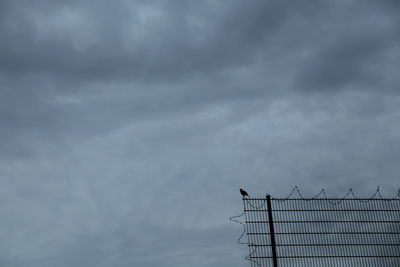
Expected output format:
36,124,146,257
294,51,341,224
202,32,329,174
240,188,249,198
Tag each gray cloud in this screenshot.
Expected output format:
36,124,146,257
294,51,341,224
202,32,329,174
1,0,399,266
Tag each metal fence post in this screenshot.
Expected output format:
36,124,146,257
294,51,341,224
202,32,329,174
266,195,278,267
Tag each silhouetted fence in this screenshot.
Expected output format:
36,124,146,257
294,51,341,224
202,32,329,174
231,188,400,266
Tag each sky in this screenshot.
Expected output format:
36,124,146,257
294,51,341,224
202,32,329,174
0,0,399,266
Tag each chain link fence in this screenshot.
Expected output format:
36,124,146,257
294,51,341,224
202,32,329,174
231,187,400,266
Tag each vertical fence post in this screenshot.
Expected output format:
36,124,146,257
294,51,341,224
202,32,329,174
266,195,278,267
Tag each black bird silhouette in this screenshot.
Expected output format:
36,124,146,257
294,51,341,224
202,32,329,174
240,188,249,198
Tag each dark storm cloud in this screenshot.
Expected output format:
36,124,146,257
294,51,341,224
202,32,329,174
298,24,400,91
0,0,327,83
295,0,400,92
1,1,400,267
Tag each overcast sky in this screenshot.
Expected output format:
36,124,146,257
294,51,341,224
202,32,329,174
1,0,400,266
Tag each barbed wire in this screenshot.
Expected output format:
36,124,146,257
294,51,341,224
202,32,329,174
238,186,400,210
229,202,261,266
270,186,400,205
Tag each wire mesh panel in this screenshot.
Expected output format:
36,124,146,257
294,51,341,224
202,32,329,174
233,188,400,267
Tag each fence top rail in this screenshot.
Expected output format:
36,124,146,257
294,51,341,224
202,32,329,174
244,208,400,211
241,186,400,201
244,198,400,201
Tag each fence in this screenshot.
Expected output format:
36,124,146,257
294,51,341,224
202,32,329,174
231,187,400,266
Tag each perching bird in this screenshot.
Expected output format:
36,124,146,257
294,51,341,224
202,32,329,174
240,188,249,198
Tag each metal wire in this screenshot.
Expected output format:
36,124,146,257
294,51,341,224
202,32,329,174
231,187,400,266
